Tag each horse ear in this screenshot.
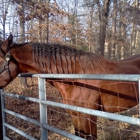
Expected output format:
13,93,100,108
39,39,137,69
8,34,13,46
1,34,13,54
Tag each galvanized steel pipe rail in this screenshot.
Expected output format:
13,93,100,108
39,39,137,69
19,73,140,81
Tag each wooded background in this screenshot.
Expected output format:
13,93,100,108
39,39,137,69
0,0,140,60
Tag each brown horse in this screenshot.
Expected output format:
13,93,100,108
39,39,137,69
0,34,139,140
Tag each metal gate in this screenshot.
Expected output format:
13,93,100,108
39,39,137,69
0,74,140,140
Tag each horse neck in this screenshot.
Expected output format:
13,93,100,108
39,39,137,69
132,57,140,69
11,45,39,73
121,55,140,69
11,43,106,74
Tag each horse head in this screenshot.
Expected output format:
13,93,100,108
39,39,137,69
0,34,18,88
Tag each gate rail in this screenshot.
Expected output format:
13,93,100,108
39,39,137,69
0,74,140,140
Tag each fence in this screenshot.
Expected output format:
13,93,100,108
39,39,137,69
0,74,140,140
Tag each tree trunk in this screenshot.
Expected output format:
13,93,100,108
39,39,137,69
45,0,50,44
88,3,94,52
74,0,78,46
135,30,139,53
68,0,78,46
19,2,27,87
38,0,43,42
104,41,109,58
118,0,126,59
1,0,9,40
110,0,117,60
98,0,110,56
38,20,42,43
130,0,139,56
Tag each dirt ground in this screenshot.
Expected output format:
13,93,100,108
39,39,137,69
3,77,140,140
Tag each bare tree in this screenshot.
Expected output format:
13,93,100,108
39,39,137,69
110,0,117,60
45,0,50,43
130,0,139,55
16,1,26,86
87,2,94,52
18,1,25,43
0,0,10,40
98,0,111,56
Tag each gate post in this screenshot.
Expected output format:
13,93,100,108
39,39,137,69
138,78,140,119
38,77,47,140
0,89,3,140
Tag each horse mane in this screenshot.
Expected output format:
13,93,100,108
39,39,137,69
9,42,106,73
2,41,105,74
11,42,29,47
31,43,106,73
